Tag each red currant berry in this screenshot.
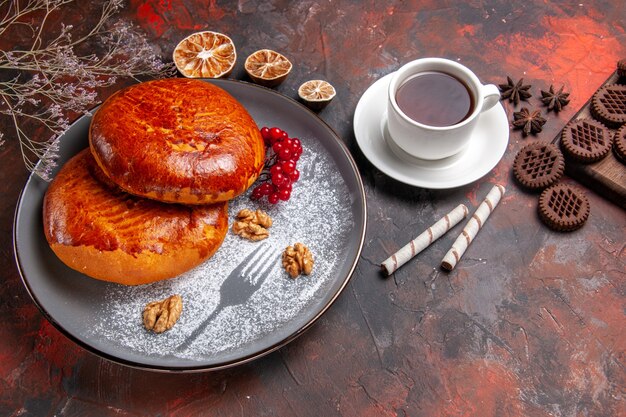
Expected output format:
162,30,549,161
268,193,280,204
260,126,271,141
270,164,283,176
272,172,286,186
283,138,293,148
278,189,291,201
289,169,300,182
280,181,292,192
251,186,263,200
278,148,292,160
259,182,274,195
291,138,301,148
281,160,296,174
272,141,284,153
280,131,289,140
269,127,283,142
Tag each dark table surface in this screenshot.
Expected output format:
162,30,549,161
1,1,625,416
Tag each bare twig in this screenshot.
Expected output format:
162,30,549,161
0,0,176,180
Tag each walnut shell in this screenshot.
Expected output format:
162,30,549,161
232,208,272,241
282,243,314,278
143,294,183,333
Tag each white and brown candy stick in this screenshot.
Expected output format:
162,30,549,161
441,184,505,271
381,204,469,276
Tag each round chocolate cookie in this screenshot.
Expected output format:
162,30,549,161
513,142,564,190
614,124,626,163
538,184,590,232
591,84,626,128
560,118,613,163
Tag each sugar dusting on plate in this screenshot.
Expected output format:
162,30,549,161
91,138,354,362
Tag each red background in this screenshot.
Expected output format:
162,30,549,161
1,1,624,416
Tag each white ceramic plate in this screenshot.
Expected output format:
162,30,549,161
354,73,509,189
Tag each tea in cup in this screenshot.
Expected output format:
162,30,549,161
387,58,500,160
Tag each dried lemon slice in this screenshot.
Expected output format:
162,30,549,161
173,31,236,78
244,49,292,87
298,80,336,110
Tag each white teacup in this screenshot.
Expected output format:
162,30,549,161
387,58,500,160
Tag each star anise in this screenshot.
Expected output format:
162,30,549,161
512,107,546,136
540,85,570,112
499,76,532,105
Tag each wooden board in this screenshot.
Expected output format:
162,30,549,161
552,72,626,209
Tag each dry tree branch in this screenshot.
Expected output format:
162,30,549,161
0,0,176,180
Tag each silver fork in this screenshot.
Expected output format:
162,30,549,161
177,243,279,351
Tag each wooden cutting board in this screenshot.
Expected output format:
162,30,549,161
551,72,626,209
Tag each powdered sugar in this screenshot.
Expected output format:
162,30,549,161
91,138,355,363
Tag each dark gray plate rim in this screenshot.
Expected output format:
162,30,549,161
13,78,367,372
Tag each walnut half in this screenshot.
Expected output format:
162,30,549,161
282,243,314,278
232,208,273,241
143,294,183,333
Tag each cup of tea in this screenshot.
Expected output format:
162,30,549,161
387,58,500,160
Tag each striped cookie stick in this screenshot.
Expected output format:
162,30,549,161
381,204,469,276
441,184,506,271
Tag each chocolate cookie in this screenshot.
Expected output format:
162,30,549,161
591,84,626,128
513,142,564,190
538,184,590,232
614,124,626,163
560,118,613,163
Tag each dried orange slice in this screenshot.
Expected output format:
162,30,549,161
298,80,336,110
173,31,236,78
244,49,292,87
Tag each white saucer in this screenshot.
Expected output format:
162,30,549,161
354,73,509,189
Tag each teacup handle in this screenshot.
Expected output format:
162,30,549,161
481,84,501,112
